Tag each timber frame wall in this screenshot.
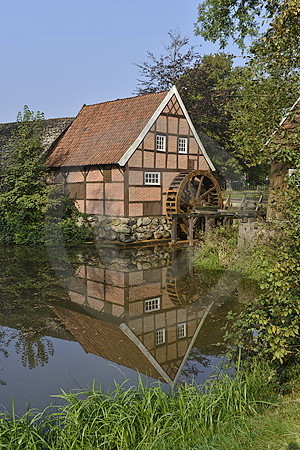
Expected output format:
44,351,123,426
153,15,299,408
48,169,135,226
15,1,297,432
52,94,210,218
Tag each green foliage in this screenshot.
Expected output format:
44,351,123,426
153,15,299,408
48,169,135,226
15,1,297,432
224,63,299,168
229,150,300,366
177,53,234,145
192,387,300,449
194,225,277,285
195,0,300,175
195,0,300,71
195,0,262,49
194,225,238,273
0,361,277,449
0,106,92,244
176,53,250,180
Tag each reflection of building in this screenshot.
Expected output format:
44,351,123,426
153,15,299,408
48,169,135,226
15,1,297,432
53,247,219,386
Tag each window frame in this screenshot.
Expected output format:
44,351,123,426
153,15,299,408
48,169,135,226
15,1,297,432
144,172,161,186
144,297,161,312
178,137,188,154
177,322,187,338
156,328,166,345
156,134,166,152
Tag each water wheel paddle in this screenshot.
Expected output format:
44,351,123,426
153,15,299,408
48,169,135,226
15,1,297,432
165,170,223,235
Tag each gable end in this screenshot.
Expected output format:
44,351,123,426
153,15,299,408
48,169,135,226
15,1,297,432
118,86,215,171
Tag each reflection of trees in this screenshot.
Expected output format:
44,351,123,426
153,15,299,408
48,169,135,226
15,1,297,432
181,348,211,380
0,245,73,378
0,327,54,373
14,332,54,369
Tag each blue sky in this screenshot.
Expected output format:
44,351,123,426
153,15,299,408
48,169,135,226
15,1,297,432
1,0,242,123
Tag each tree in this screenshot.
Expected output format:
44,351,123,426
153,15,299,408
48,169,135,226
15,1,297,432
230,136,300,366
225,63,299,169
0,106,92,244
195,0,300,71
176,53,247,181
134,29,199,95
194,0,300,171
176,53,235,146
0,106,51,243
195,1,300,368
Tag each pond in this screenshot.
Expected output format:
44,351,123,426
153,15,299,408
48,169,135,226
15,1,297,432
0,243,256,413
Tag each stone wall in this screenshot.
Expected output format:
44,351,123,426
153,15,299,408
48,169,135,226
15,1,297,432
88,215,171,244
0,117,73,187
237,221,268,246
0,117,73,156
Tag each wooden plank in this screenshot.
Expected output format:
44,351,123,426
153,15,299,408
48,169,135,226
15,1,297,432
171,216,178,243
188,216,194,246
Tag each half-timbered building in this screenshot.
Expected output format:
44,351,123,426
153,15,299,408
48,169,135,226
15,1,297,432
46,86,217,243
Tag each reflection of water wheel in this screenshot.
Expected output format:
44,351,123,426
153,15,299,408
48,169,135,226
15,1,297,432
166,270,201,306
165,170,223,236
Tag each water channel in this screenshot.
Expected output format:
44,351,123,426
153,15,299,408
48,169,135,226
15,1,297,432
0,243,257,413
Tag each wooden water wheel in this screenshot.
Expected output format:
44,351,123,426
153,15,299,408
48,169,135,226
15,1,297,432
165,170,223,236
166,170,223,219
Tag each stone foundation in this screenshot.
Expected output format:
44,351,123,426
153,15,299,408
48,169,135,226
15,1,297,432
87,215,171,244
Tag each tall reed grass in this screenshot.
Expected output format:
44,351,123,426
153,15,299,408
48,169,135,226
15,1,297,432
0,361,277,449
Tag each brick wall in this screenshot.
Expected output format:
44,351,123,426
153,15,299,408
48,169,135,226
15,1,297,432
85,200,103,215
105,183,124,200
125,95,213,218
129,186,161,202
86,183,103,200
129,203,143,216
105,201,124,216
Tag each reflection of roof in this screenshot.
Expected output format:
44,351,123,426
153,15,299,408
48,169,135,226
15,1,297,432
47,91,167,167
51,306,162,380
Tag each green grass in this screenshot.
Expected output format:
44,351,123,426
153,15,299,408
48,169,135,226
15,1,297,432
0,361,285,449
193,225,277,284
194,393,300,449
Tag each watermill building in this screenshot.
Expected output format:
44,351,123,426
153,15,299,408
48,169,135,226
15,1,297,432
46,86,220,244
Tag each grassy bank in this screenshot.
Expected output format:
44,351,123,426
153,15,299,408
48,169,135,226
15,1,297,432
1,361,299,449
193,225,277,284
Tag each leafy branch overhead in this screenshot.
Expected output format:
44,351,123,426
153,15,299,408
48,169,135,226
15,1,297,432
195,0,300,70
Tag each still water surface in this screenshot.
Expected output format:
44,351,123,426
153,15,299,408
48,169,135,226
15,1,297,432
0,244,256,413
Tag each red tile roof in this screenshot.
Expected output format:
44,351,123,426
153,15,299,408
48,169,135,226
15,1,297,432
51,305,163,380
47,91,167,167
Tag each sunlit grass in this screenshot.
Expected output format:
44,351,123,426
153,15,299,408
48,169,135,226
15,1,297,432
0,360,282,449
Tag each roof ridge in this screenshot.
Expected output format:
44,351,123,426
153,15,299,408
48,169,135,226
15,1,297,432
84,90,167,108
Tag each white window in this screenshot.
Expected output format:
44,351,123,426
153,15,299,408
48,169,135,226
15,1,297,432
178,137,188,154
156,328,166,345
144,172,161,185
145,297,161,312
177,323,187,338
156,135,166,151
